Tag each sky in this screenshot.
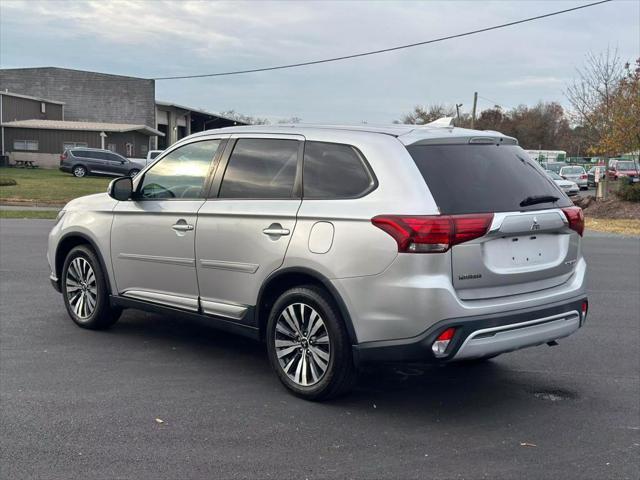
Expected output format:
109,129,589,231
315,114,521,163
0,0,638,123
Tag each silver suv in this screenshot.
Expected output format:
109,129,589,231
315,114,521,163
47,124,588,400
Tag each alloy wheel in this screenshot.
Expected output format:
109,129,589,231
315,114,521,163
73,167,85,177
65,257,97,319
274,302,331,386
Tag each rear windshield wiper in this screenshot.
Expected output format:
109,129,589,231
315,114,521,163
519,195,559,207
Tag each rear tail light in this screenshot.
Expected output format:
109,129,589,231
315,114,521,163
581,300,588,323
372,213,493,253
580,174,587,179
60,151,67,164
432,327,456,357
562,206,584,236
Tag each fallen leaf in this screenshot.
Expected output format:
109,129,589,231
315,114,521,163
155,418,165,424
520,442,537,447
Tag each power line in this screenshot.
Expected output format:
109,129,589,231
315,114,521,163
154,0,611,81
478,95,510,110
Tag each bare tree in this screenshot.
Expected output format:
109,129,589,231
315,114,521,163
398,104,455,125
219,110,270,125
277,117,303,124
565,47,625,155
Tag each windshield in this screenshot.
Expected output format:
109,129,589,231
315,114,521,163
407,144,571,214
546,170,562,180
560,166,585,174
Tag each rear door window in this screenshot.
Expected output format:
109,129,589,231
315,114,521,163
303,141,375,198
406,144,571,214
219,138,299,199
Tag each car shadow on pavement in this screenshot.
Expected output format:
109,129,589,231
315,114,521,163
106,309,569,418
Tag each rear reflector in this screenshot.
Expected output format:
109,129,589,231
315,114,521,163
581,300,588,322
372,214,493,253
432,327,456,357
561,206,584,236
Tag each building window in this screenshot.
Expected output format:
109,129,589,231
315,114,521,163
63,142,88,150
107,143,117,152
13,140,39,151
125,143,133,157
41,102,46,114
140,145,148,156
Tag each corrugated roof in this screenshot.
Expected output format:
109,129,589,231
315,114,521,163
1,119,164,136
156,100,247,124
0,90,65,105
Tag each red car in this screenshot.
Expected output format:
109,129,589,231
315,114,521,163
607,160,640,181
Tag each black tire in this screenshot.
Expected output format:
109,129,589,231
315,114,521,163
61,245,122,330
128,169,140,177
72,165,87,178
266,285,356,401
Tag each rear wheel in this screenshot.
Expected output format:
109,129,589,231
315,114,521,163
61,245,121,329
128,169,140,177
266,286,355,400
72,165,87,177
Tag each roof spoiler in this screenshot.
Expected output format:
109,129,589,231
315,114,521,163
425,117,455,128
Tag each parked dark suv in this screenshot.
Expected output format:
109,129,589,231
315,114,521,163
60,148,144,178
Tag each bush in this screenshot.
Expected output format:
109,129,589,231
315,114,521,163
0,176,17,186
617,182,640,202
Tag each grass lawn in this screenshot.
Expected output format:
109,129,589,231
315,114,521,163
0,167,110,205
0,209,59,219
585,217,640,236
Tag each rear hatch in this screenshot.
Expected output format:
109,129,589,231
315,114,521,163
560,166,586,182
406,142,579,300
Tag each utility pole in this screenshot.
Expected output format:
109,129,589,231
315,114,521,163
471,92,478,129
455,103,463,125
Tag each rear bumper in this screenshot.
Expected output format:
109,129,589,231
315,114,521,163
353,295,587,365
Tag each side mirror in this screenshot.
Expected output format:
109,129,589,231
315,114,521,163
108,176,133,201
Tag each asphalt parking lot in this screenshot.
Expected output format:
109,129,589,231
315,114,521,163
1,219,638,480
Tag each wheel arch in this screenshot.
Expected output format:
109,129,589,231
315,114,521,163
55,232,112,294
72,163,89,174
256,267,358,345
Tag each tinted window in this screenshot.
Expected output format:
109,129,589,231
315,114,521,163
104,152,123,162
139,140,221,199
149,151,162,160
219,139,299,199
303,142,374,198
560,166,585,174
407,144,572,214
73,150,91,158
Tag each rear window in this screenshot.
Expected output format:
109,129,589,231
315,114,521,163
407,144,572,214
219,138,299,199
615,161,638,170
560,166,585,174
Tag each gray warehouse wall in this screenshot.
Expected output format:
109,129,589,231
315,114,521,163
0,67,155,127
1,95,63,122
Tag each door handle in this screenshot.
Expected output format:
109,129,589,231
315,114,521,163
263,225,290,236
172,223,194,232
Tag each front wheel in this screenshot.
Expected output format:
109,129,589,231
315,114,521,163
266,286,355,400
61,245,122,329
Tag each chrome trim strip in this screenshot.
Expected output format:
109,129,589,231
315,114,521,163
119,253,195,267
200,298,248,320
453,310,580,360
199,259,259,274
121,289,199,311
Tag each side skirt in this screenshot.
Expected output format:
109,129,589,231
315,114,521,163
110,295,260,341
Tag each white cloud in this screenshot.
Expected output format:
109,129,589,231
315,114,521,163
1,0,638,122
501,76,567,88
